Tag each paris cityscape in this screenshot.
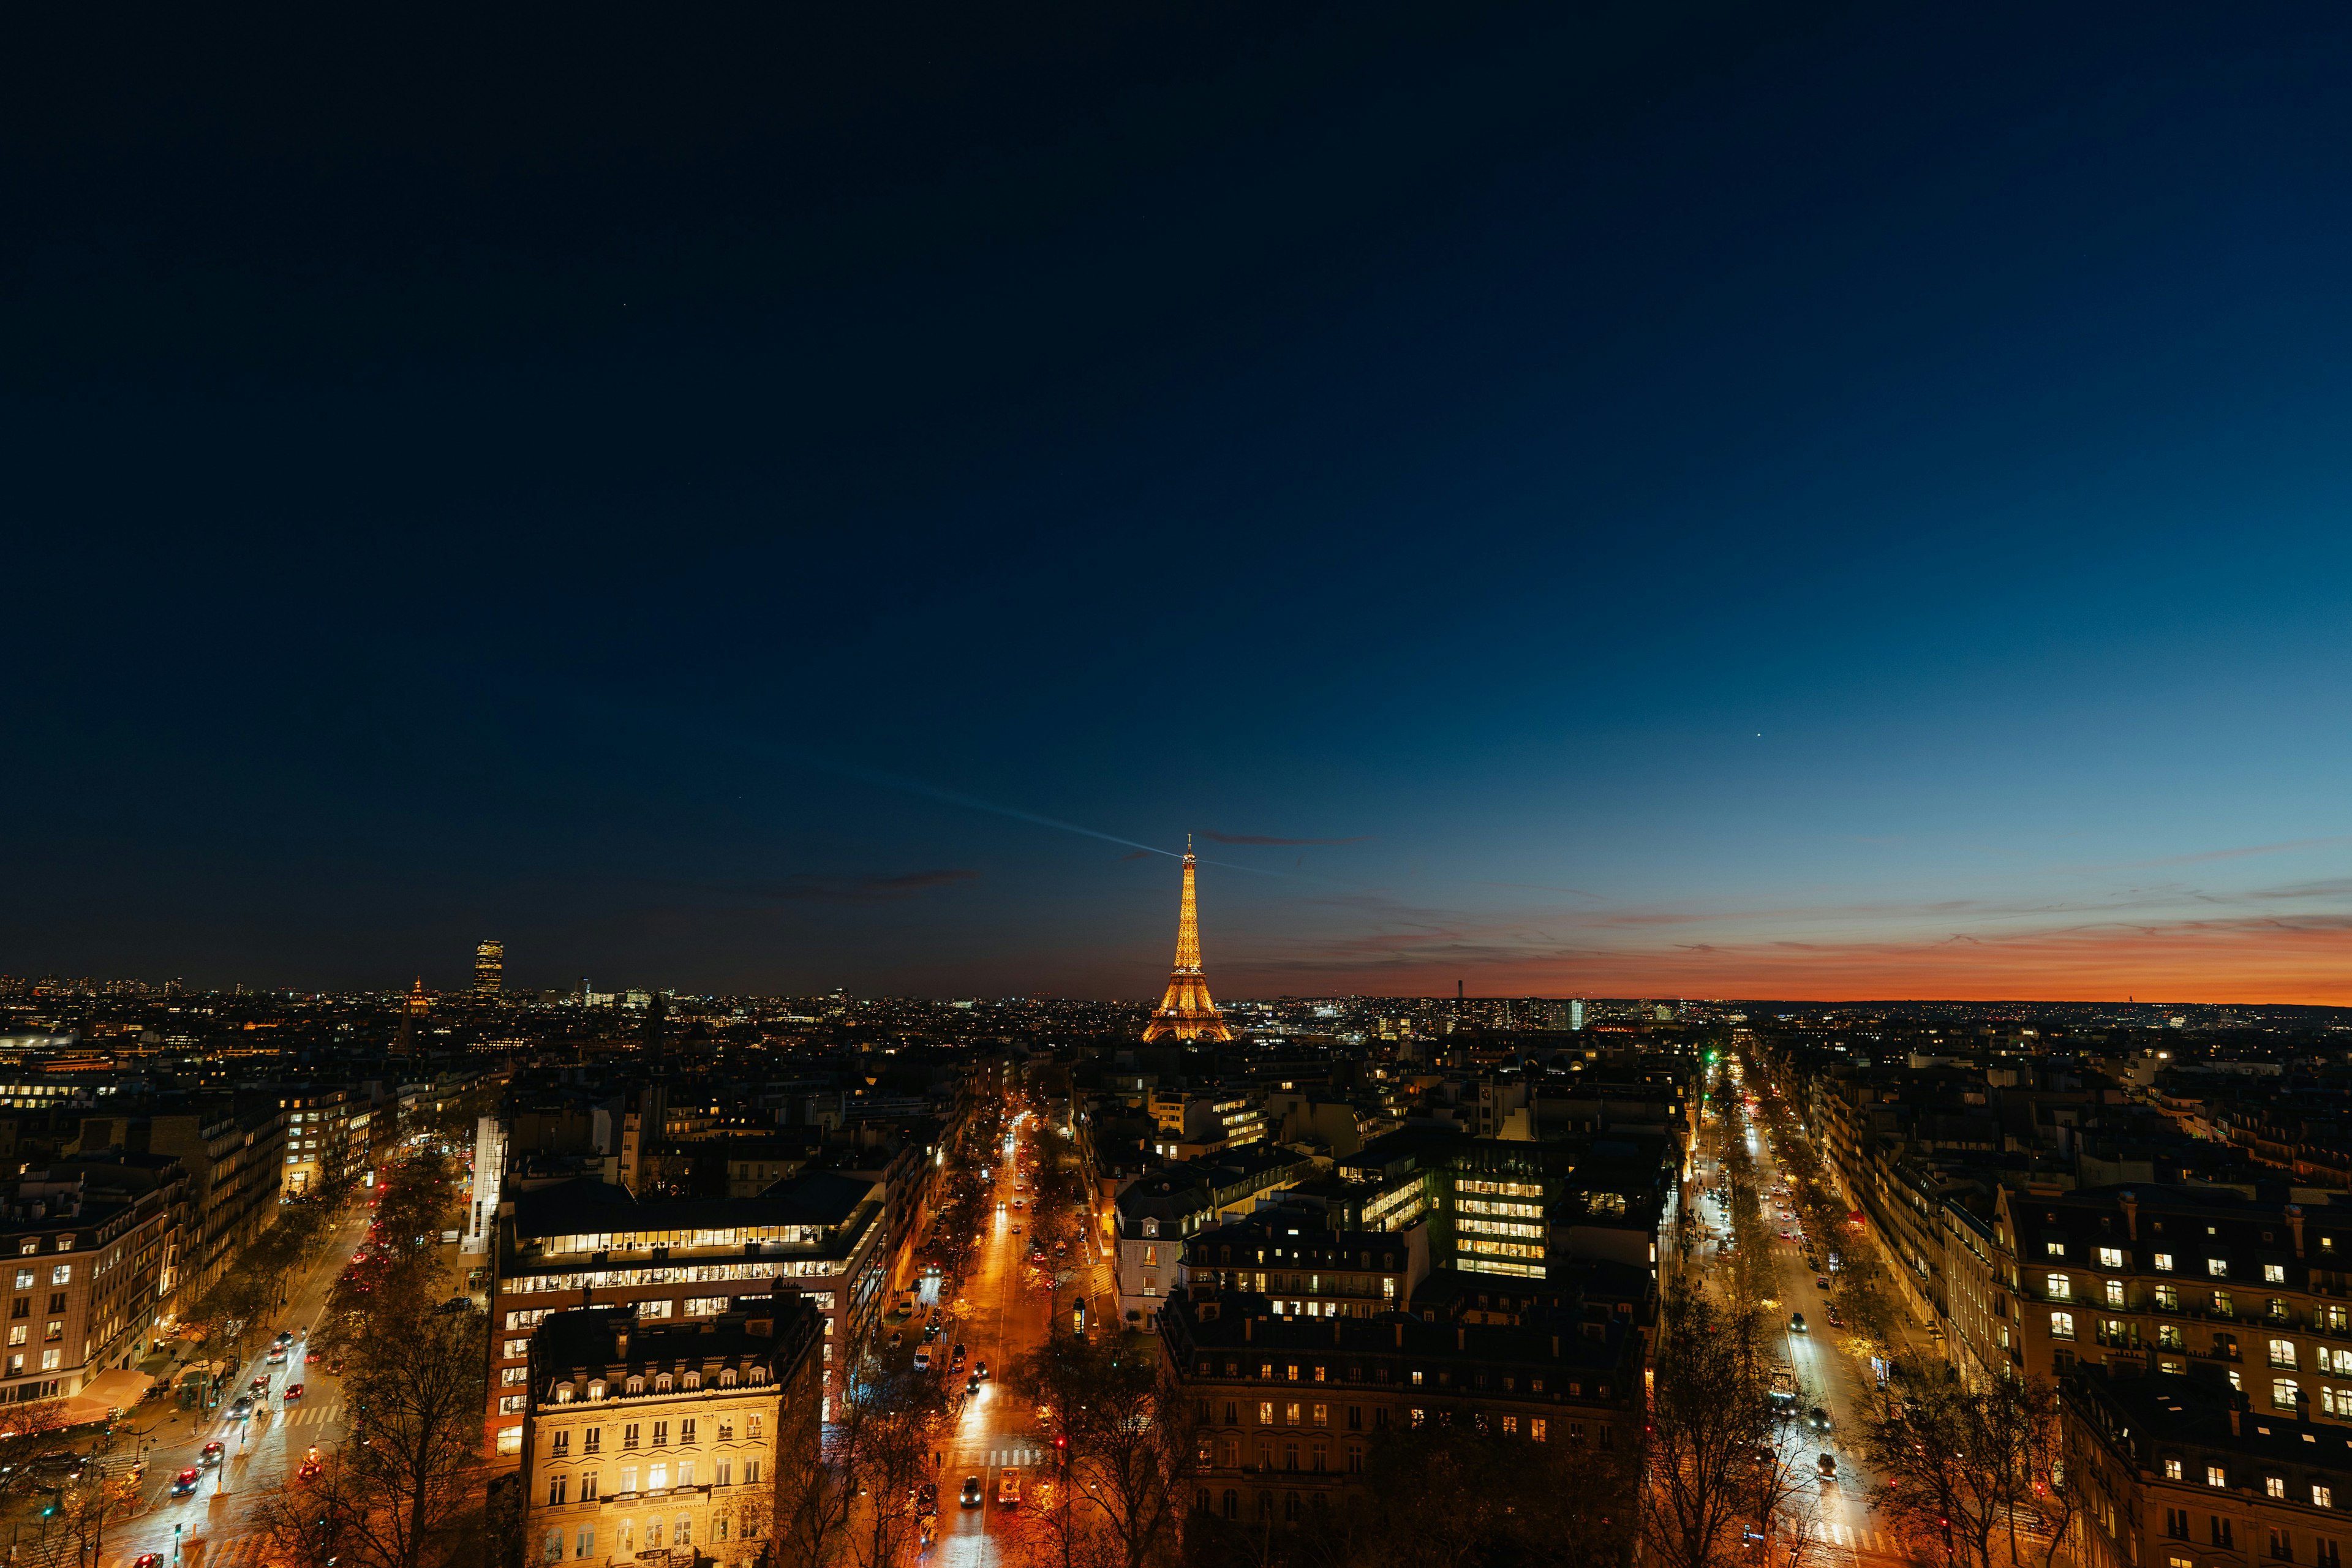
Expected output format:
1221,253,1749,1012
9,5,2352,1568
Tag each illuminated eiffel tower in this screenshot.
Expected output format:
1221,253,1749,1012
1141,836,1234,1042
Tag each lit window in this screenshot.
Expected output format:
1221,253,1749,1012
2155,1253,2176,1272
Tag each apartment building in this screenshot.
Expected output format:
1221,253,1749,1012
1158,1286,1640,1529
270,1087,371,1198
1114,1150,1317,1329
520,1297,822,1568
0,1161,184,1409
488,1169,886,1465
2068,1366,2352,1568
1988,1185,2352,1422
143,1104,286,1297
1175,1217,1426,1321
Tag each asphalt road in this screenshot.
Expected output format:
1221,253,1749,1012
1694,1076,1924,1567
930,1108,1102,1568
70,1202,379,1568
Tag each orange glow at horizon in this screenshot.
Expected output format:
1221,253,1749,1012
1231,917,2352,1004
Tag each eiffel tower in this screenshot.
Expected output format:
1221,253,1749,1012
1141,836,1234,1042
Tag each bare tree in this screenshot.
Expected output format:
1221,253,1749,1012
1014,1333,1188,1568
247,1450,366,1568
336,1302,489,1568
1858,1355,2046,1568
1642,1289,1800,1568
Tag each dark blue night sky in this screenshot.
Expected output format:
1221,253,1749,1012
8,1,2352,1000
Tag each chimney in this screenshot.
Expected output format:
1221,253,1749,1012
1332,1321,1341,1345
2119,1191,2139,1242
1456,1327,1466,1351
1551,1335,1560,1357
1393,1323,1404,1348
1244,1319,1252,1343
2288,1205,2306,1259
614,1327,630,1360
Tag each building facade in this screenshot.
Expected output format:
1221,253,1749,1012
2068,1367,2352,1568
521,1297,822,1568
1157,1287,1640,1530
488,1171,886,1466
1991,1186,2352,1423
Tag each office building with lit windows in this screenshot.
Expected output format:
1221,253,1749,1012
477,939,504,994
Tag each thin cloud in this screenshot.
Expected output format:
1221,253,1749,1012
1199,830,1371,846
2051,835,2352,874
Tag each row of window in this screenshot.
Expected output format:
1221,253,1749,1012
545,1367,767,1401
543,1415,765,1455
2043,1275,2345,1329
1191,1359,1588,1396
539,1509,764,1562
2163,1465,2337,1506
543,1458,764,1502
2046,1242,2291,1283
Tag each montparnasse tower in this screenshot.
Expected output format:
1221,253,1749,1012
1142,835,1234,1042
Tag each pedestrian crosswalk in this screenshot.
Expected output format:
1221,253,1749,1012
182,1531,268,1568
214,1399,346,1433
982,1447,1044,1468
1822,1521,1910,1557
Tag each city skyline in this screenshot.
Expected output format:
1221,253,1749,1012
8,3,2352,1001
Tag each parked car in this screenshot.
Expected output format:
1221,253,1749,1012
1816,1276,1831,1291
914,1349,932,1372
